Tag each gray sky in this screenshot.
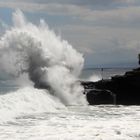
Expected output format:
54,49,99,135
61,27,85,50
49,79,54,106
0,0,140,67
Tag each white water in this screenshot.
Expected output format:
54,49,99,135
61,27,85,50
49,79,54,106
0,9,87,123
88,74,102,82
0,87,66,122
0,105,140,140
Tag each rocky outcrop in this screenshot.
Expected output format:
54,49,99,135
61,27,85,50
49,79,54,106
81,67,140,105
86,89,116,105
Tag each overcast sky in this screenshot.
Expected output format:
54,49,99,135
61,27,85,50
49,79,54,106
0,0,140,67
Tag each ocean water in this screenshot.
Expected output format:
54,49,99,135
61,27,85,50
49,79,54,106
0,105,140,140
0,10,139,140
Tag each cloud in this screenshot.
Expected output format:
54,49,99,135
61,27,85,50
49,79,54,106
0,1,92,17
80,6,140,24
0,1,140,28
1,0,139,6
60,24,140,64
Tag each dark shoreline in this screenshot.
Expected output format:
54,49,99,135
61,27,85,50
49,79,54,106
81,67,140,105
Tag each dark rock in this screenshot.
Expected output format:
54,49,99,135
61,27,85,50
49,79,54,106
81,67,140,105
86,89,116,105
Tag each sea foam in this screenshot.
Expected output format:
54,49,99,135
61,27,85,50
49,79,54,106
0,10,87,122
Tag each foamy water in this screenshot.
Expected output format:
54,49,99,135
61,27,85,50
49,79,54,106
0,87,66,122
0,9,86,106
0,105,140,140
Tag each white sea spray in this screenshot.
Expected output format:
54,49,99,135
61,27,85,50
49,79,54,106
0,10,87,122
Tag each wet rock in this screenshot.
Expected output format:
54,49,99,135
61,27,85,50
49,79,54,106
86,89,116,105
81,67,140,105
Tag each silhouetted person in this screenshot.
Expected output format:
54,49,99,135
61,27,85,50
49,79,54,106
101,68,103,80
138,54,140,65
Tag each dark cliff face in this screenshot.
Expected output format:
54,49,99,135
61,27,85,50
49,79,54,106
82,67,140,105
